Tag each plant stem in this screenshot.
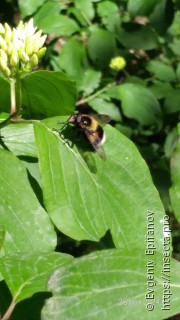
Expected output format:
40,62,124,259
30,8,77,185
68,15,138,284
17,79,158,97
1,299,16,320
10,78,16,115
76,82,116,106
10,75,22,116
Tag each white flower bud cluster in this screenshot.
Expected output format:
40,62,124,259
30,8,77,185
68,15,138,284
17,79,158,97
0,19,47,78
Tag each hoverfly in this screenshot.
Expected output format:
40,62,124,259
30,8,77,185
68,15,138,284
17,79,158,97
58,113,111,160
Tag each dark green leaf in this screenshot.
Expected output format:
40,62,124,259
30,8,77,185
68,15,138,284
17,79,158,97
21,71,77,119
176,62,180,81
146,61,176,82
150,0,174,35
0,252,73,303
0,77,10,113
88,29,116,69
164,89,180,113
109,84,162,127
0,149,56,253
34,120,166,252
97,1,121,32
117,26,159,50
18,0,46,17
42,250,179,320
128,0,161,17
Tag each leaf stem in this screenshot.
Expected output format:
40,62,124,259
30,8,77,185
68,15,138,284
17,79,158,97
10,75,22,116
1,299,16,320
76,82,116,106
0,75,22,128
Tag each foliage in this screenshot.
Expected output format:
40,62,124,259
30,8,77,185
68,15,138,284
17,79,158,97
0,0,180,319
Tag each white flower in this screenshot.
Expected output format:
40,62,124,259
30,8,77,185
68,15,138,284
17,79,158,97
0,18,47,78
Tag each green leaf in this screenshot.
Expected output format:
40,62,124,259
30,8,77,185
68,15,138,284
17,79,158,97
164,127,179,158
1,124,36,157
88,29,116,69
150,0,174,35
80,69,102,96
18,0,46,17
0,77,10,113
169,125,180,221
110,84,162,127
117,26,159,50
128,0,161,17
42,250,180,320
146,61,176,82
21,71,77,119
34,2,64,26
149,82,172,99
0,252,73,303
124,76,146,86
176,62,180,81
74,0,95,20
168,39,180,56
58,39,86,89
97,1,121,32
0,226,5,252
36,14,80,36
89,95,122,122
34,120,166,252
164,89,180,113
0,149,56,254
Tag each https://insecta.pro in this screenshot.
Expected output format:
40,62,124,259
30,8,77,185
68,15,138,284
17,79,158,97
58,113,111,160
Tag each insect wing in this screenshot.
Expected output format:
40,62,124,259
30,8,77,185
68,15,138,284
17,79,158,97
90,114,111,125
84,129,106,160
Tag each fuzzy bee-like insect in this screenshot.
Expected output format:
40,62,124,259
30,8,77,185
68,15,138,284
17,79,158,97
58,113,111,160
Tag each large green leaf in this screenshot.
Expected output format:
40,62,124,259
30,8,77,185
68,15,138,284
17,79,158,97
18,0,46,17
34,119,166,252
21,71,77,119
0,252,73,303
0,149,56,253
0,226,5,252
108,84,162,128
42,249,180,320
